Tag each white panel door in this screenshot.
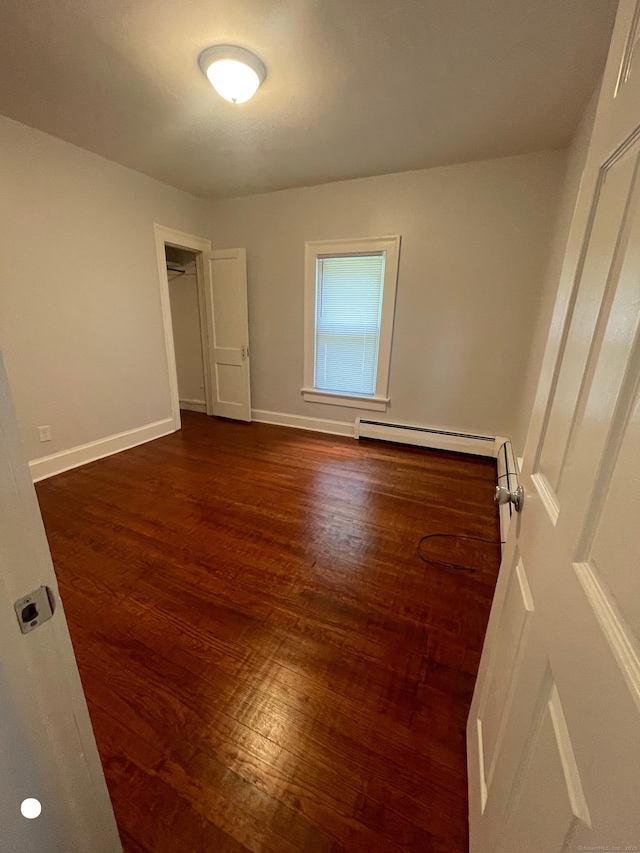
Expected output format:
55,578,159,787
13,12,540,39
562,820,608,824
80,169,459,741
469,2,640,849
0,353,121,852
206,249,251,421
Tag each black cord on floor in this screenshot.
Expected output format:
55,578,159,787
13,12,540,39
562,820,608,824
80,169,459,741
417,533,503,574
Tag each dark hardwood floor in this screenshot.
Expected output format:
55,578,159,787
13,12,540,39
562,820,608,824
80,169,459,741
35,412,500,853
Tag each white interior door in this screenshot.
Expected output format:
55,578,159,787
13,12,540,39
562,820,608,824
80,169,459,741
0,353,121,853
205,248,251,421
468,2,640,849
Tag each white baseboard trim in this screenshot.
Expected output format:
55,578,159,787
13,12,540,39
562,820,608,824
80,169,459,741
180,399,207,414
251,408,355,437
30,417,175,482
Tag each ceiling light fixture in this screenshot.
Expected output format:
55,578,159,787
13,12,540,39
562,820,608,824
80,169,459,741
198,45,266,104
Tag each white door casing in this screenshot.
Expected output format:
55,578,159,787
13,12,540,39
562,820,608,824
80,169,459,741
154,225,213,429
468,2,640,850
154,227,251,426
206,249,251,422
0,353,121,852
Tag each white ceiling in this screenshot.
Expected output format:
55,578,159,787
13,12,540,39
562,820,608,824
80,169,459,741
0,0,617,198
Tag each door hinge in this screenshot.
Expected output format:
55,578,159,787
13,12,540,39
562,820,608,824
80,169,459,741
241,345,249,360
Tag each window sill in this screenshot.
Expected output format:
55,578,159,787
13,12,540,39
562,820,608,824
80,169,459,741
301,388,389,412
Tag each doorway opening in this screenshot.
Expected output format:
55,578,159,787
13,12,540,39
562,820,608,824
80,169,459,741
154,225,215,432
165,246,208,417
154,224,252,429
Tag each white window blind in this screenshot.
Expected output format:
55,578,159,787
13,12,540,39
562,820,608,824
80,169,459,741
314,253,386,396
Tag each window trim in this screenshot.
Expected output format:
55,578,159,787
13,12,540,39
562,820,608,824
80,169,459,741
302,235,401,412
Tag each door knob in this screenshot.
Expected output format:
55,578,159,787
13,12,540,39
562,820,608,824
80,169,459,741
494,484,524,513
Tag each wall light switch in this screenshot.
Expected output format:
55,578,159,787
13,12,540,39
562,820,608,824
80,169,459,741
38,425,51,442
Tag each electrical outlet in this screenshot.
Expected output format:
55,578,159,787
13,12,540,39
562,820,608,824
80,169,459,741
38,425,51,442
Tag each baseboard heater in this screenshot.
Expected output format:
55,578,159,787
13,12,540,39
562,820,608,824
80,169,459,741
355,418,497,457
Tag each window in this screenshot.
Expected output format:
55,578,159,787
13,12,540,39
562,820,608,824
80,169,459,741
303,236,400,412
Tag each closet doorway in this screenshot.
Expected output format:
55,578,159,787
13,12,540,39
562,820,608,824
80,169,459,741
154,225,252,431
165,245,208,416
154,226,214,431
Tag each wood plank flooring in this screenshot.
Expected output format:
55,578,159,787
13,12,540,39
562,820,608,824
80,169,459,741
35,412,501,853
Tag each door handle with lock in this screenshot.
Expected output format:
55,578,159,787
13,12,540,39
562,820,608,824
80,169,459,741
14,586,55,634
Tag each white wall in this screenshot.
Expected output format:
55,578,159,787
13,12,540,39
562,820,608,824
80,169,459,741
512,89,599,456
208,152,564,439
0,115,209,462
168,262,206,406
0,113,567,468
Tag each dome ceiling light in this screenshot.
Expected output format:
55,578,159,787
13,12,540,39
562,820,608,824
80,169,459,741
198,45,266,104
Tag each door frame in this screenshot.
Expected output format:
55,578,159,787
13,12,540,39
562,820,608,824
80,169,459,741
153,224,214,430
